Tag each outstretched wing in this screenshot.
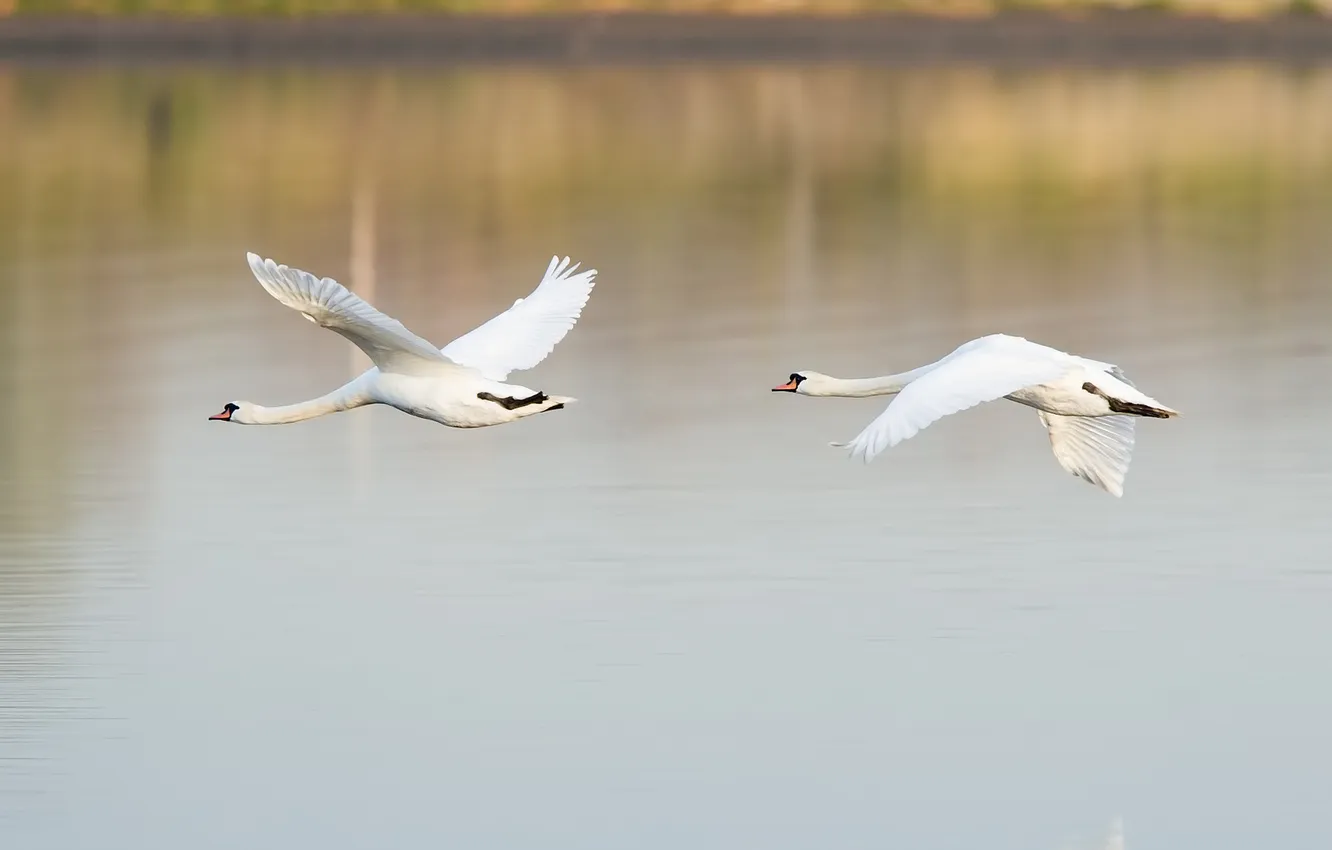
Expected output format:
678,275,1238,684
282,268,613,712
1039,412,1136,498
247,252,457,376
440,256,598,381
832,338,1070,464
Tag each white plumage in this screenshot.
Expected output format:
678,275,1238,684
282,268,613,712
775,334,1177,497
1039,412,1136,498
209,252,598,429
441,255,598,381
247,253,456,375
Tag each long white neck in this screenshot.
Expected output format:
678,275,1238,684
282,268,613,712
246,386,369,425
807,366,934,398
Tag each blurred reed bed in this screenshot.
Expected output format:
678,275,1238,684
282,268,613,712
3,64,1332,264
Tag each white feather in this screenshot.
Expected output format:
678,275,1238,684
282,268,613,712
441,255,598,381
1039,412,1136,498
833,335,1069,463
800,333,1177,497
246,252,454,376
223,252,597,431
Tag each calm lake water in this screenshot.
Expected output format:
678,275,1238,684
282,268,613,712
2,61,1332,850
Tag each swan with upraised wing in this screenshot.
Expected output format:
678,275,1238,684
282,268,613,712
209,253,597,429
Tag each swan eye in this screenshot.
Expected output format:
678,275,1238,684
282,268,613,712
225,403,239,413
789,373,803,384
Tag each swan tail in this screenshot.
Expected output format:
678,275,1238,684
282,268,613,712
1094,388,1178,419
540,395,575,413
1091,373,1179,418
1110,385,1178,418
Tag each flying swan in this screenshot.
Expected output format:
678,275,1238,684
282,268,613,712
772,334,1178,497
209,253,597,429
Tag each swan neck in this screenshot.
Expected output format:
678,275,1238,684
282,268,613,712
816,369,927,398
249,386,367,425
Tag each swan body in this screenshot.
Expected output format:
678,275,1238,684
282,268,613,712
772,334,1178,497
210,253,596,429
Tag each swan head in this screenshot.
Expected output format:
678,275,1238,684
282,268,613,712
772,371,830,396
208,402,252,424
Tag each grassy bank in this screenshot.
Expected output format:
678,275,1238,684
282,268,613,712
3,0,1330,17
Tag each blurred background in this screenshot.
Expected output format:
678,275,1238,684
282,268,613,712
3,4,1332,850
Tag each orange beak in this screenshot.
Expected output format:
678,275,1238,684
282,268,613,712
772,379,799,392
208,407,233,421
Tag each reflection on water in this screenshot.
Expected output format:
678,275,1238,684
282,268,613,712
2,62,1332,850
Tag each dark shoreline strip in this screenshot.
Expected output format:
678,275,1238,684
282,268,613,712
3,12,1332,64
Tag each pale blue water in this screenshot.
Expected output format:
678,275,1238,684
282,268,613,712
2,62,1332,850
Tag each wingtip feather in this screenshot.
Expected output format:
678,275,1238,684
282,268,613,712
828,440,876,464
246,252,269,279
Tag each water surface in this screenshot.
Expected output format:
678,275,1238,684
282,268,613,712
2,63,1332,850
